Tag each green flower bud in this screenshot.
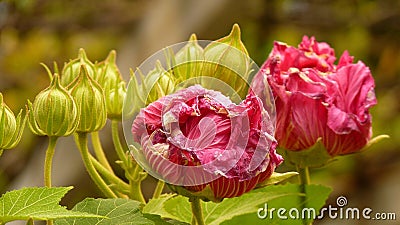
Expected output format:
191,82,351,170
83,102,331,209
173,34,204,81
96,50,127,119
0,93,26,152
105,80,126,120
28,73,78,136
203,24,251,98
96,50,124,90
141,61,175,105
61,48,96,87
70,64,107,133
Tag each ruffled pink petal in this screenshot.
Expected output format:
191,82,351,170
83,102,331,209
286,69,327,97
337,50,354,68
327,61,376,133
298,36,336,66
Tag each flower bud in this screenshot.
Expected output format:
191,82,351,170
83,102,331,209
141,61,175,105
203,24,251,98
69,64,107,133
0,93,26,151
28,73,78,136
105,80,126,120
173,34,204,81
95,50,124,90
96,50,126,119
61,48,96,87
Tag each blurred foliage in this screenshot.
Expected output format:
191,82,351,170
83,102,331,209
0,0,399,220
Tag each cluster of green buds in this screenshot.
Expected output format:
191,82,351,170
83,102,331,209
27,48,127,137
173,24,252,98
0,94,26,154
125,24,250,117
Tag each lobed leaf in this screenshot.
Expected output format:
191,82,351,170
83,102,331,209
55,198,179,225
0,187,100,223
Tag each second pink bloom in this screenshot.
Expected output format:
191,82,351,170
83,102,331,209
258,36,376,156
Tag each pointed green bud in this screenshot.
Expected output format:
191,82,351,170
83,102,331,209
141,61,175,105
203,24,251,98
28,73,78,137
0,93,27,152
124,69,144,118
61,48,96,87
70,64,107,133
211,23,249,56
96,50,124,90
173,34,204,81
105,80,126,120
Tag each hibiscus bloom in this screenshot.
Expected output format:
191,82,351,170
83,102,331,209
131,85,282,201
258,36,376,156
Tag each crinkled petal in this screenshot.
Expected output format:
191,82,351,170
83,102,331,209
327,61,376,133
337,50,354,68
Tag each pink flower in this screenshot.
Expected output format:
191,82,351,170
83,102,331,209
131,85,282,201
258,36,376,156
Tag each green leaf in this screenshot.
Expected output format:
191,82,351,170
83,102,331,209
0,187,100,223
55,198,167,225
223,184,332,225
143,194,177,219
142,195,189,224
144,185,298,225
280,138,333,168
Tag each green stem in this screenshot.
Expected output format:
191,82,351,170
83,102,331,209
46,219,53,225
44,136,58,187
191,198,205,225
27,218,34,225
191,216,196,225
75,132,117,198
297,166,310,185
90,154,130,193
129,164,146,203
0,149,3,157
91,131,114,173
297,166,311,225
111,119,146,203
111,120,128,166
152,180,165,199
129,179,146,203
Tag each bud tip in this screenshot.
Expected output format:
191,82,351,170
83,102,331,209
189,33,198,42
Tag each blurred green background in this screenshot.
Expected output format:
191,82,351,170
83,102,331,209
0,0,399,224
